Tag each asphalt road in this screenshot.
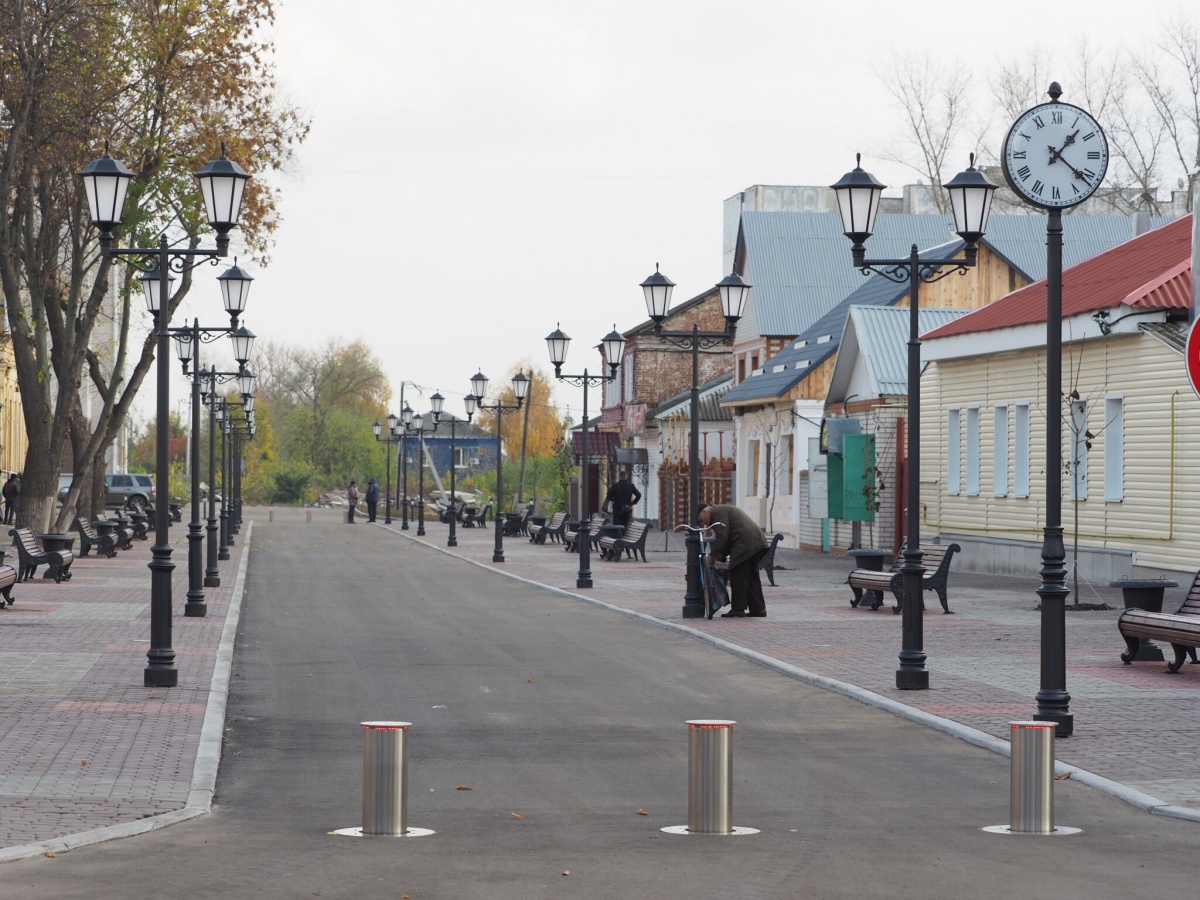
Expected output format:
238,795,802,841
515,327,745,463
3,520,1197,898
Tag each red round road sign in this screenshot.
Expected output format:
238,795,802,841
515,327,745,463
1187,320,1200,400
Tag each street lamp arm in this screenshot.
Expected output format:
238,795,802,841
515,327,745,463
653,331,735,352
553,371,613,389
857,255,977,286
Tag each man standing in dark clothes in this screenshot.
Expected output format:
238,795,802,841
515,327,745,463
2,474,17,524
365,477,380,522
603,470,641,529
698,502,769,618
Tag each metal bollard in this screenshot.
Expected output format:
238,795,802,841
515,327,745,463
688,719,734,834
306,509,312,523
1010,721,1054,833
662,720,758,836
362,721,409,834
333,722,434,838
983,721,1080,836
269,508,274,522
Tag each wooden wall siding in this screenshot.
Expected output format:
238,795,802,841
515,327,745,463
923,332,1200,574
922,245,1030,310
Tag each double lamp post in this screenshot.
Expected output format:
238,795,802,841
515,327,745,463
469,371,530,563
830,152,997,690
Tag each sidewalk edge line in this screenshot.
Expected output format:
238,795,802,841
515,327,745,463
0,522,255,865
391,526,1195,823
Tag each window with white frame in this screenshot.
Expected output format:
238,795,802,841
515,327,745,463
1105,396,1124,501
623,355,635,404
966,406,980,495
454,446,468,469
994,405,1009,497
1070,399,1088,501
1015,403,1030,498
947,408,961,495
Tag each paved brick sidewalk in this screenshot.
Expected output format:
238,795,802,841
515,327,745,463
398,515,1200,820
0,520,249,854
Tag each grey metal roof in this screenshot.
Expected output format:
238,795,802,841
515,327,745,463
980,215,1174,281
722,240,963,405
738,212,1165,341
653,373,734,421
741,211,958,338
840,306,969,398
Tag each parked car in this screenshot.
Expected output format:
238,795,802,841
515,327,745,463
104,473,156,513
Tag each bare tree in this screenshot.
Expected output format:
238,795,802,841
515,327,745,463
1133,13,1200,211
874,53,973,212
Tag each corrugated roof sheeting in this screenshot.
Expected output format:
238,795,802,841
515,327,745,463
1126,259,1192,309
980,215,1175,280
852,306,969,396
1140,321,1187,353
742,212,957,337
654,374,735,421
723,243,959,405
926,216,1193,339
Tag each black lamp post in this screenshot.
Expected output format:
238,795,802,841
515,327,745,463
427,391,477,548
832,153,997,691
80,142,250,688
546,326,626,589
399,403,414,528
171,296,252,615
373,412,401,524
411,412,432,536
639,267,749,617
471,370,530,563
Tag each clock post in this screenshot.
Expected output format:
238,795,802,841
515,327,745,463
1002,82,1109,738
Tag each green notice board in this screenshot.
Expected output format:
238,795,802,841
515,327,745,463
825,433,876,522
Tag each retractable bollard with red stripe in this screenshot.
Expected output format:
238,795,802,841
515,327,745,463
662,720,758,836
983,721,1080,836
333,722,434,838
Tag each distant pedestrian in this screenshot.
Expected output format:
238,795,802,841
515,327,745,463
347,481,359,523
603,470,641,530
697,502,769,618
2,474,18,524
365,477,380,522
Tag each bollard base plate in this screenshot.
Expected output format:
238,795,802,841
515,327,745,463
660,825,760,836
981,825,1081,836
331,826,436,838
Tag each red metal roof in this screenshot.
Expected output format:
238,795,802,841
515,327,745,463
572,430,620,457
925,215,1193,339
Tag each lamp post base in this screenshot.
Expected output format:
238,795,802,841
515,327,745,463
1032,712,1074,738
896,668,929,691
682,531,705,618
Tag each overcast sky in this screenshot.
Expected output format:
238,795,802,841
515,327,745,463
168,0,1191,424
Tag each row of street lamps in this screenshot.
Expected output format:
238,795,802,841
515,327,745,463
80,142,257,688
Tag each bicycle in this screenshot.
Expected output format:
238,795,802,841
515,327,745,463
674,523,730,619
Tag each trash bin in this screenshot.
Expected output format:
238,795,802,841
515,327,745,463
1111,577,1179,662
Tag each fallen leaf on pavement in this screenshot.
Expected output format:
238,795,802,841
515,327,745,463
457,785,472,791
637,809,647,816
81,760,88,766
44,850,56,858
527,678,534,683
1055,771,1074,781
511,813,523,820
562,871,570,876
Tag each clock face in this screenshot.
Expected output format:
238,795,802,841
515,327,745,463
1002,102,1109,209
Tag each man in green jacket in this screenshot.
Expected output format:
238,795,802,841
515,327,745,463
697,503,769,618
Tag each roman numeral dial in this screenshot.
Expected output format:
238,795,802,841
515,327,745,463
1002,98,1109,209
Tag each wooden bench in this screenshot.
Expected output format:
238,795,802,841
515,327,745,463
0,563,15,607
9,527,74,583
74,516,118,558
462,503,491,528
1119,572,1200,673
528,512,565,544
564,513,607,552
95,514,134,550
759,533,784,586
847,542,960,614
600,520,652,562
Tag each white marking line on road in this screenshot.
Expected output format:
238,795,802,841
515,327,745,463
386,524,1200,825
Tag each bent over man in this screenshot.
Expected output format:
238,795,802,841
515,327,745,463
697,503,769,618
